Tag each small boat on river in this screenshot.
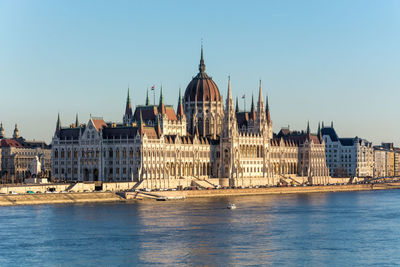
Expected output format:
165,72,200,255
227,203,236,209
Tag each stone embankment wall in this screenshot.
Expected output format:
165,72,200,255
151,183,400,199
0,192,124,206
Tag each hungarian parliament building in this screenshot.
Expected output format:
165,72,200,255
52,48,330,188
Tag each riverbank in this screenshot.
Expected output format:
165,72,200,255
147,182,400,199
1,183,400,206
0,192,124,206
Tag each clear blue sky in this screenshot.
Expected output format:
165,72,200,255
1,0,399,144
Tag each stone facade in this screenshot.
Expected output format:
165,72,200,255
51,49,331,188
373,143,400,178
0,124,51,183
321,125,374,178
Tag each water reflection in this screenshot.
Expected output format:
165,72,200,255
1,191,400,266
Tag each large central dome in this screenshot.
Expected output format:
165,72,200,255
184,48,222,102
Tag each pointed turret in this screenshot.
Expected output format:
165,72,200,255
317,122,322,141
223,76,237,138
125,87,133,117
156,115,162,137
306,121,310,135
257,80,264,113
145,89,150,106
250,94,256,121
55,113,61,135
199,44,206,73
235,96,239,113
255,79,266,131
331,121,334,128
123,88,133,124
176,88,185,119
158,85,166,115
226,76,232,106
75,114,79,128
265,95,271,124
139,110,144,135
13,123,20,139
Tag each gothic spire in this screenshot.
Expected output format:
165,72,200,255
317,122,322,141
125,87,133,116
199,45,206,73
56,113,61,134
145,88,150,106
226,76,232,105
177,87,184,118
75,114,79,128
235,96,239,113
156,114,162,137
158,85,166,115
265,95,271,124
317,122,321,136
250,94,256,120
139,110,144,135
257,79,264,107
306,121,310,135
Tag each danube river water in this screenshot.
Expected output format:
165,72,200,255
1,190,400,266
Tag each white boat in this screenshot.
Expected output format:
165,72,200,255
227,203,236,209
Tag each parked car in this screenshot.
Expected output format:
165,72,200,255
26,190,34,194
9,191,18,195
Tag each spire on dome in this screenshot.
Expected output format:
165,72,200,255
158,85,166,115
199,44,206,73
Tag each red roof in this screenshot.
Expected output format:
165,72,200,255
92,118,107,131
1,139,23,148
134,106,177,121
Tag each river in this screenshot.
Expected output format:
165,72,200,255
1,190,399,266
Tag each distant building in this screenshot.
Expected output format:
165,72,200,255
373,147,387,178
0,124,51,183
321,125,374,178
373,143,400,178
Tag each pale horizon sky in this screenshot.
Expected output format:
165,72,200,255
1,0,399,145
